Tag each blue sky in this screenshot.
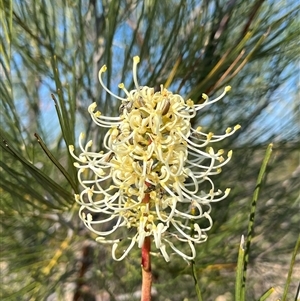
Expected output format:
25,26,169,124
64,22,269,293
5,0,299,146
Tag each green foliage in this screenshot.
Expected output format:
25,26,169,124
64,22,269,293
1,0,299,300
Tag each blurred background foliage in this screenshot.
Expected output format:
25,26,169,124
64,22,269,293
0,0,299,300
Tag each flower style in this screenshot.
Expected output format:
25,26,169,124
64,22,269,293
69,56,240,262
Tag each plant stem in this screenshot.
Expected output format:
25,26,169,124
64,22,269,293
141,186,152,301
241,143,273,300
141,236,152,301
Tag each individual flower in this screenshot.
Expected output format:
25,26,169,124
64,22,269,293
69,56,240,262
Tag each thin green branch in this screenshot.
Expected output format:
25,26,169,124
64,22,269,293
282,234,300,301
34,133,78,193
241,143,273,300
258,287,275,301
235,235,245,301
1,138,73,205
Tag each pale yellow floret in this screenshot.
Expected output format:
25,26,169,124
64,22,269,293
140,216,147,223
89,102,97,112
140,205,146,213
87,213,93,222
148,215,154,222
218,156,225,162
208,147,214,155
186,99,194,107
225,86,231,92
226,127,232,134
225,188,231,194
202,93,208,100
207,132,214,140
100,65,107,73
133,56,140,64
110,128,120,137
234,124,241,130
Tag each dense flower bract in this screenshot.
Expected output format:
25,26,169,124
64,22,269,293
69,56,240,261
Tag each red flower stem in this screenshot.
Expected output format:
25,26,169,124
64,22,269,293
141,236,152,301
141,183,152,301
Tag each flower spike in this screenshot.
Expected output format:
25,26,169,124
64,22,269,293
70,57,240,261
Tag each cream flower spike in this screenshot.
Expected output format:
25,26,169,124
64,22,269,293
70,56,240,262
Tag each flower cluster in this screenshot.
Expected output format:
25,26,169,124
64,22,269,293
69,56,240,261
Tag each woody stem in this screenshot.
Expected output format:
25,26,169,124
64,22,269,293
141,236,152,301
141,185,152,301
